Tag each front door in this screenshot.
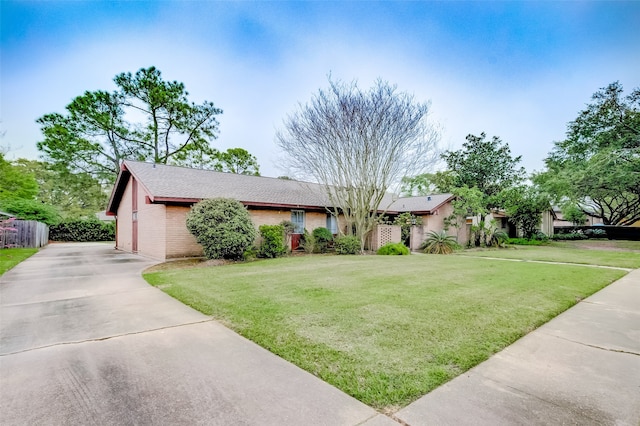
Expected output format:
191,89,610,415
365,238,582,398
291,210,305,250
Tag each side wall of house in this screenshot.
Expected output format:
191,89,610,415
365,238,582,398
540,210,554,236
116,180,133,254
136,192,167,260
413,202,470,247
165,205,203,259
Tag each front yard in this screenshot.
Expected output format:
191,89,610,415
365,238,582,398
458,240,640,269
0,248,37,276
143,251,628,410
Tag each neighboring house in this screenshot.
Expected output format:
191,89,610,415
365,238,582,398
106,161,456,260
553,208,604,227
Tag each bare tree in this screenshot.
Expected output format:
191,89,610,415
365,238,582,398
277,78,440,252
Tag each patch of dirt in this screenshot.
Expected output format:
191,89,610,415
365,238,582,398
143,258,207,273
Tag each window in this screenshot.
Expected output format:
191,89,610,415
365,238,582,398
326,214,338,234
291,210,305,234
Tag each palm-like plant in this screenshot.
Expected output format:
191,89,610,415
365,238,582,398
488,229,509,248
420,230,459,254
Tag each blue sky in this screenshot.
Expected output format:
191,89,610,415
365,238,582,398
2,1,639,178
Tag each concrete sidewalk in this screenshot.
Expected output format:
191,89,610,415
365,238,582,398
394,268,640,425
0,243,396,425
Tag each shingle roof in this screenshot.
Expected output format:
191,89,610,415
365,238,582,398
111,161,331,210
387,193,454,213
107,160,453,214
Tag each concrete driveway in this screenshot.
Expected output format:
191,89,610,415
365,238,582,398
0,243,395,425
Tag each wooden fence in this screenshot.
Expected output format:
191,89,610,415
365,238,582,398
0,219,49,248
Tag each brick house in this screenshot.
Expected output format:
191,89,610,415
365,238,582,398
106,161,458,260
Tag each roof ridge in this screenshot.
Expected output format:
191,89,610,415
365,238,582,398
122,160,322,186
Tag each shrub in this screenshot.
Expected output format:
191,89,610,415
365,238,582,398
312,227,333,253
299,229,316,253
334,235,360,255
420,230,458,254
551,232,588,241
186,198,257,260
507,238,545,246
584,228,607,238
531,231,549,241
487,230,509,248
49,218,115,241
377,242,410,255
258,225,286,258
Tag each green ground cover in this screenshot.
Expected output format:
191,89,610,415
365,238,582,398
0,248,37,276
459,242,640,269
144,254,626,410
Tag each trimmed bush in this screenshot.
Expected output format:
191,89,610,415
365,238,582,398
186,198,257,260
312,227,333,253
258,225,286,258
49,218,115,242
377,242,410,255
334,235,360,255
551,232,588,241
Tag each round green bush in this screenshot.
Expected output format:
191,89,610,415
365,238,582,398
186,198,257,260
334,235,360,255
312,227,333,253
258,224,286,258
377,242,410,255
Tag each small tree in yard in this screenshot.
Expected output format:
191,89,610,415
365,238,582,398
277,78,440,253
186,198,256,260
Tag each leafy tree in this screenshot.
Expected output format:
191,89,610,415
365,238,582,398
0,154,38,201
0,198,60,225
441,132,526,209
503,186,550,239
12,160,107,218
562,204,587,226
536,82,640,225
277,78,440,253
186,198,256,260
212,148,260,175
37,66,222,183
443,185,487,231
400,171,456,196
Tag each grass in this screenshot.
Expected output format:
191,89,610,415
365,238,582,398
0,248,37,275
459,241,640,269
144,254,626,410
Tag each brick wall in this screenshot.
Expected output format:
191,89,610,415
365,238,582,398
116,181,133,253
165,206,203,259
137,192,167,260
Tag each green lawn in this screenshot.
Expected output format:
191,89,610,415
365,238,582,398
144,254,626,410
0,248,37,275
458,242,640,269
